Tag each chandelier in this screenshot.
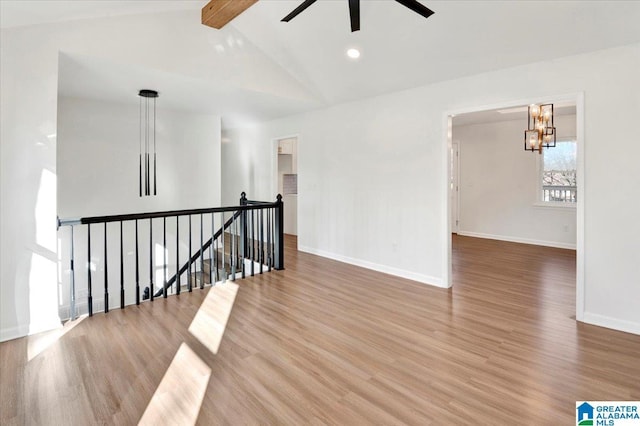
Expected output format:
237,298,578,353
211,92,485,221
524,103,555,154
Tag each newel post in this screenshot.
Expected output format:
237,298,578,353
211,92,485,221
274,194,284,270
240,192,248,258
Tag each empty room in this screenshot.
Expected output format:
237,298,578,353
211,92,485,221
1,1,639,424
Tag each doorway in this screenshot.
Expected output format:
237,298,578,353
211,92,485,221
443,93,585,320
276,136,298,236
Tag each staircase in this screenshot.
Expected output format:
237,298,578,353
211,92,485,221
187,234,243,287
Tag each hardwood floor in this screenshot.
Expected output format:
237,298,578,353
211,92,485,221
1,234,638,425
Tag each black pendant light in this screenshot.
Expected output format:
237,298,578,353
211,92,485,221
139,89,158,196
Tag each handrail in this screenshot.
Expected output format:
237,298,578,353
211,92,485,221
58,202,279,228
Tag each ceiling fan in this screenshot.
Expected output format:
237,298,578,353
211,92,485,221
282,0,435,32
201,0,434,31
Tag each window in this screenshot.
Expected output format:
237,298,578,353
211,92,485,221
283,174,297,195
540,139,577,204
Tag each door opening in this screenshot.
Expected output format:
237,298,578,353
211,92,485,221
276,136,298,236
443,93,585,321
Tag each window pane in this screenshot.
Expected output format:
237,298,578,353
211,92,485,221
542,141,576,203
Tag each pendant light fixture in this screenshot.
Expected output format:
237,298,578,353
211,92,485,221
139,89,158,196
524,103,555,154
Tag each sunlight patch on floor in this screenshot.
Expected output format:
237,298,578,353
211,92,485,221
138,343,211,426
188,280,239,355
27,314,87,362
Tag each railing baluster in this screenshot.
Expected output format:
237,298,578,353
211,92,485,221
176,216,180,295
265,208,269,270
120,221,124,309
163,217,167,298
210,213,214,284
251,209,255,277
268,207,272,271
214,214,219,282
135,220,140,305
221,211,226,281
265,207,270,271
149,218,154,301
104,222,109,313
200,214,204,289
70,226,76,320
231,214,236,281
88,224,93,317
188,215,192,292
272,207,276,268
259,209,264,274
241,210,246,279
272,207,276,269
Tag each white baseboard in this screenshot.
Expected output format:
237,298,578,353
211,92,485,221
581,312,640,336
0,322,62,343
0,324,30,342
298,245,445,288
456,230,576,250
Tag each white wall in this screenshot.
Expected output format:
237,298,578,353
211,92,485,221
58,97,221,217
222,43,640,335
221,126,273,205
454,115,577,249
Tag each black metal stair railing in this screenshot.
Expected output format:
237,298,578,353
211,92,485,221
57,192,284,320
151,208,241,299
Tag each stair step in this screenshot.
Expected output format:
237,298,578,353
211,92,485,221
203,256,239,270
188,271,212,286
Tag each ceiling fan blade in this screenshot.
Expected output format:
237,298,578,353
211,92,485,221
281,0,318,22
348,0,360,32
394,0,435,19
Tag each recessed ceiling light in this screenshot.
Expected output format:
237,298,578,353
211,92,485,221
346,48,360,59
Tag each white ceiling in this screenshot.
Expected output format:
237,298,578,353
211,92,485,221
0,1,203,28
233,0,640,105
57,51,322,127
3,0,640,124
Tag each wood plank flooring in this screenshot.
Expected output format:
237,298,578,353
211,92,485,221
1,234,639,425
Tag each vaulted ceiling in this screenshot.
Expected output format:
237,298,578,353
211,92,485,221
2,0,640,125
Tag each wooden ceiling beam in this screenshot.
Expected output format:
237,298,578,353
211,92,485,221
201,0,259,29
